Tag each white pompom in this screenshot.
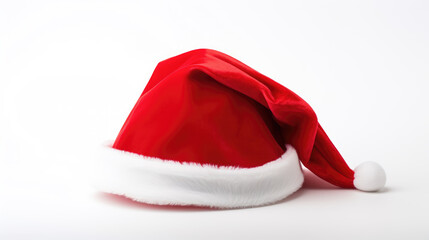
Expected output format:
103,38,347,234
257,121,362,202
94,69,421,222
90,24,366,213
353,161,386,192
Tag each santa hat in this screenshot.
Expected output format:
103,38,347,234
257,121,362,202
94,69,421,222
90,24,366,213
96,49,386,208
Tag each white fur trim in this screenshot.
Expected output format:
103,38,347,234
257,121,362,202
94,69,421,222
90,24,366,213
93,143,304,208
353,161,386,192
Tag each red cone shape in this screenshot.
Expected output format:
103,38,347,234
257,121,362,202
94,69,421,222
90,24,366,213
113,49,355,189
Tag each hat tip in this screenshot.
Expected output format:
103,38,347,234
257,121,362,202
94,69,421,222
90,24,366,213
353,161,386,192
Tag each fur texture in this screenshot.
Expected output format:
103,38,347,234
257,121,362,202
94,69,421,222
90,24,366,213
353,161,386,191
93,143,304,208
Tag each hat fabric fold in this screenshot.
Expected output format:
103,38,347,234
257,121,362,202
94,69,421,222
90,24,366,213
96,49,386,208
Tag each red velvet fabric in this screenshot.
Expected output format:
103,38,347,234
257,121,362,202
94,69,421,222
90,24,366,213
113,49,355,188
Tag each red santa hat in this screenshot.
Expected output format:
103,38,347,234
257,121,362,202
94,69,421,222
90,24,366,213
96,49,386,208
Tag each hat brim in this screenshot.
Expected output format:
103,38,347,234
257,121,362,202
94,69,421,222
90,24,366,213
93,143,304,208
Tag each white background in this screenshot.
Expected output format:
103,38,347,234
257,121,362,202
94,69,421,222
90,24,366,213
1,0,428,239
